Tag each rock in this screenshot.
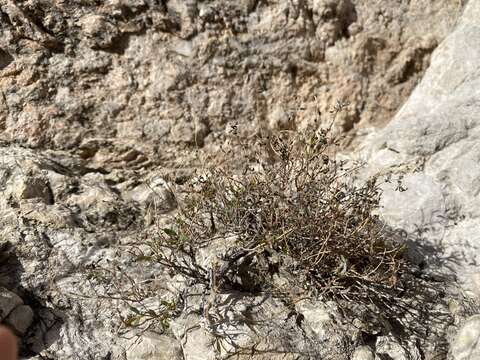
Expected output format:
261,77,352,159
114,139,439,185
352,346,375,360
0,287,22,321
64,172,140,229
295,299,334,338
376,336,421,360
126,333,183,360
357,0,480,291
173,326,216,360
472,273,480,300
12,174,53,204
449,315,480,360
5,304,34,335
17,202,77,229
80,14,119,49
0,0,461,159
170,120,210,147
0,0,473,359
0,1,59,49
268,105,294,130
123,176,177,215
141,119,172,141
170,292,352,360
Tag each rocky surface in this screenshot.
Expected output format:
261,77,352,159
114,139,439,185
449,315,480,360
0,0,478,359
358,0,480,300
357,1,480,358
0,142,465,360
0,0,461,161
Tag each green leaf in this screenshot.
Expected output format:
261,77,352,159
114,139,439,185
123,314,141,327
163,228,178,238
129,306,141,314
160,300,175,310
161,318,170,330
136,255,153,262
179,234,189,243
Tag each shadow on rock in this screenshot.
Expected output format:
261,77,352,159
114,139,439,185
0,243,64,358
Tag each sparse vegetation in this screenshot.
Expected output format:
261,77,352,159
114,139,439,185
82,103,452,357
145,112,405,299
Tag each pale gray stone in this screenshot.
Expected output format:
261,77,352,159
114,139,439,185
126,333,183,360
0,0,473,359
450,315,480,360
268,105,293,130
376,336,421,360
358,0,480,294
352,346,375,360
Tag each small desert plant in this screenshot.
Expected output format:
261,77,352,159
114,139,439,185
82,103,453,357
137,102,408,306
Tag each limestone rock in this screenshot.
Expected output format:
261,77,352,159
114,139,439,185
449,315,480,360
357,0,480,293
123,176,177,220
376,336,421,360
0,0,461,162
268,105,294,130
170,292,353,360
0,0,473,359
12,175,53,204
0,287,33,336
80,14,120,49
352,346,375,360
126,333,183,360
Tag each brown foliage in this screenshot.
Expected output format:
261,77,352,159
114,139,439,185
145,106,407,303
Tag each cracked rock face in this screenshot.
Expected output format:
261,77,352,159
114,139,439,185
0,0,460,158
0,146,172,358
449,315,480,360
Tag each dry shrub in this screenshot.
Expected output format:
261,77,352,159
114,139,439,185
143,105,407,304
81,105,457,359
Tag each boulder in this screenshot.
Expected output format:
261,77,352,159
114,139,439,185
358,0,480,296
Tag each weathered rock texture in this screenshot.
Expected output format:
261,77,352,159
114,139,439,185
449,315,480,360
0,0,461,162
357,1,480,357
0,145,386,359
359,0,480,298
0,287,34,336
